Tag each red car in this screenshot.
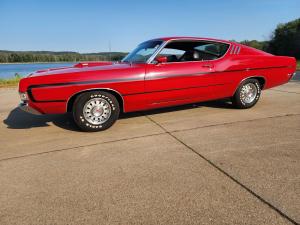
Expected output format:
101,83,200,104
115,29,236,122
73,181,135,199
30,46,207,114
19,37,297,131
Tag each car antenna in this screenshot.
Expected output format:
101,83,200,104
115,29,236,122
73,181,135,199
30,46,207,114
108,40,111,61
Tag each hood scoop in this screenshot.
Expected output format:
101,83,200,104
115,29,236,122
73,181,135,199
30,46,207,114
74,61,113,68
35,66,70,74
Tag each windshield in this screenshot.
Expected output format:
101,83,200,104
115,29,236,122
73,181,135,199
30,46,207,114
122,40,163,63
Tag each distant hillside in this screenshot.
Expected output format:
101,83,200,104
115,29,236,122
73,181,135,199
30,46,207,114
0,50,128,63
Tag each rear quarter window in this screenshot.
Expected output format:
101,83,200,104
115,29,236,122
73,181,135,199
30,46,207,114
195,43,229,58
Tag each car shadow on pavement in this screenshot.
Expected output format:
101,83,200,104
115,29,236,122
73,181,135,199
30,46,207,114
3,99,233,131
119,99,233,119
3,107,79,131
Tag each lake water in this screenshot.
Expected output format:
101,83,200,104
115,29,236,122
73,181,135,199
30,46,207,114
0,63,75,79
0,62,299,81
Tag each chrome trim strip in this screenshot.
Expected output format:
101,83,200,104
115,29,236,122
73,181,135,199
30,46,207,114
148,38,232,64
66,88,125,112
147,40,169,64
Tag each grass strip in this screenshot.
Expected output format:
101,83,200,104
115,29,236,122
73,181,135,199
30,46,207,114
0,75,21,87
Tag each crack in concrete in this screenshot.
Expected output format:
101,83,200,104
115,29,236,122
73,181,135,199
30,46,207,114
271,89,300,95
170,113,300,133
145,115,298,225
0,111,298,223
0,114,299,163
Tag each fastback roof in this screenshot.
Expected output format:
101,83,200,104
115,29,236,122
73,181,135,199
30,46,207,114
156,36,232,44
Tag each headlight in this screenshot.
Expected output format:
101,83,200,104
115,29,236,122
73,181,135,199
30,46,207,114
19,92,28,101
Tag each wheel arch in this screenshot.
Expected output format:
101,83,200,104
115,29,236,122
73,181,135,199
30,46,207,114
234,76,266,94
252,76,266,89
67,88,125,113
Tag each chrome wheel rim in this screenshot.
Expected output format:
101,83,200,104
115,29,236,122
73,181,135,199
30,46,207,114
240,83,258,104
83,98,112,125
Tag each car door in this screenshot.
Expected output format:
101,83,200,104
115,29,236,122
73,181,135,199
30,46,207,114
145,60,215,108
144,40,232,109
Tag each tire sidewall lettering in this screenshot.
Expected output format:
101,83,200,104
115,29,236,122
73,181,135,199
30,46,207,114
73,91,120,131
88,94,116,111
239,81,261,106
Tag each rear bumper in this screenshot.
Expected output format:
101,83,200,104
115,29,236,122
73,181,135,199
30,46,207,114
19,102,42,115
288,72,297,81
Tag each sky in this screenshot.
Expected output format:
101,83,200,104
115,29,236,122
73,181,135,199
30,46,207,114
0,0,299,53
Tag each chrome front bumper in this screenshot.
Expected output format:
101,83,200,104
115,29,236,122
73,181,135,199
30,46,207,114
19,102,41,115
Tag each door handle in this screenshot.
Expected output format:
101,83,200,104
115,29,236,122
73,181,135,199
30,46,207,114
202,64,213,68
202,64,214,70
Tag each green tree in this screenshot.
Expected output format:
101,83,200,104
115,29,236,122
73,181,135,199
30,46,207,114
240,40,268,51
267,18,300,59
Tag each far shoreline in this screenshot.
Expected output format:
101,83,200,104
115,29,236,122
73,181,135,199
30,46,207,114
0,62,79,65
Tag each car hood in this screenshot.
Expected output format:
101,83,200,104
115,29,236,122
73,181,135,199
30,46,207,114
28,62,130,77
19,62,146,92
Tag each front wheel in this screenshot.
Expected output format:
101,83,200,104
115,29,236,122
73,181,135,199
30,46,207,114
73,91,120,132
232,79,261,109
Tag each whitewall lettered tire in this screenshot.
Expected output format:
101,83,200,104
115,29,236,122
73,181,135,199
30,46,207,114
232,78,261,109
73,91,120,132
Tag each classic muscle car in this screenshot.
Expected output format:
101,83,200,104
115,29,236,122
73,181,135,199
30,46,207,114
19,37,297,131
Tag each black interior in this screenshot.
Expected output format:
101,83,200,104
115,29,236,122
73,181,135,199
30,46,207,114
160,40,229,62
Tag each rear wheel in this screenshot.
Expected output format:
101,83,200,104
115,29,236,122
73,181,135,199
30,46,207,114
73,91,120,132
232,79,261,109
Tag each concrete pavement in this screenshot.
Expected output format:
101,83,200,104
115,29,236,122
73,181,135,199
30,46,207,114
0,81,299,224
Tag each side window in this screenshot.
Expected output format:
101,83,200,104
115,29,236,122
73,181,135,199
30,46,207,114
155,40,229,63
159,40,229,62
194,43,229,60
157,48,185,62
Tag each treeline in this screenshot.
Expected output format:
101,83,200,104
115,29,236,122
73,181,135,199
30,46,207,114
238,18,300,59
0,51,127,63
